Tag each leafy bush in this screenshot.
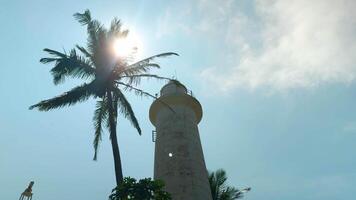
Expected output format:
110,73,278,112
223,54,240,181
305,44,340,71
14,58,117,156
109,177,171,200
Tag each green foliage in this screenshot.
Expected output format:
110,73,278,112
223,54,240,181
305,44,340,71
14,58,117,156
109,177,171,200
209,169,251,200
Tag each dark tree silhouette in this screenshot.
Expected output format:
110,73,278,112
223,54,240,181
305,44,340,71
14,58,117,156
29,10,177,186
209,169,251,200
109,177,171,200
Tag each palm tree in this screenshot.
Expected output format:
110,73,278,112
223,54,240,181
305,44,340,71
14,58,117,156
29,10,178,186
209,169,251,200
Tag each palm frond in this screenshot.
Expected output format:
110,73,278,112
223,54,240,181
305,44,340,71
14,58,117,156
109,18,122,33
115,81,158,99
40,48,95,84
209,169,250,200
120,74,172,86
117,63,161,78
93,97,109,160
115,81,175,114
209,169,228,200
73,9,92,26
128,52,179,68
221,187,240,200
76,44,92,58
41,48,67,58
237,187,251,199
215,169,228,188
232,188,245,199
209,172,219,200
74,10,106,59
115,52,179,76
85,20,102,57
29,82,95,111
112,87,141,135
108,18,129,39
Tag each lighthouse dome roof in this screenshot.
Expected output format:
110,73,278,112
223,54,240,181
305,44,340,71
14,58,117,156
160,80,187,96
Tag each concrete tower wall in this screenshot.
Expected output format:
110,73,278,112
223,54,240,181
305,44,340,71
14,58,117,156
150,81,212,200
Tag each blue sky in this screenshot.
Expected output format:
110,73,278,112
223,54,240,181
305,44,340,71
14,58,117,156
1,0,356,199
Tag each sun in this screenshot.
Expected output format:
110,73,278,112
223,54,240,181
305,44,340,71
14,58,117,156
113,31,143,59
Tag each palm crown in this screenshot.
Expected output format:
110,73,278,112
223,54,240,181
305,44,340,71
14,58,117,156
29,10,178,185
209,169,251,200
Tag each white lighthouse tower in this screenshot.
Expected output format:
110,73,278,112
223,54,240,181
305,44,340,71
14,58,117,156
149,80,212,200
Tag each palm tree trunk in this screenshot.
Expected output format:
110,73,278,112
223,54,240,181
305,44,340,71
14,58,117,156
107,91,123,186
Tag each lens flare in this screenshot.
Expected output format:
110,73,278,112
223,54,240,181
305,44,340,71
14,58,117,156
113,31,142,59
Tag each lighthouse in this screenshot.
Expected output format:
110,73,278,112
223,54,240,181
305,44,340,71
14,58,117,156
149,80,212,200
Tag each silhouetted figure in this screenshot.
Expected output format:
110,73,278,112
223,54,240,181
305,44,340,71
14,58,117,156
19,181,34,200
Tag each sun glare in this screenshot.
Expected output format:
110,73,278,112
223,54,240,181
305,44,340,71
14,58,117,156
113,31,142,59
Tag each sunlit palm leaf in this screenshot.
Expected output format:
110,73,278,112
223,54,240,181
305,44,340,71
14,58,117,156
121,74,172,86
116,81,176,114
114,52,178,77
118,63,161,77
29,81,96,111
127,52,179,68
74,10,105,59
108,18,129,39
116,81,158,99
76,45,92,58
40,48,95,84
40,48,67,59
93,97,109,160
121,52,179,75
73,9,92,25
113,88,141,135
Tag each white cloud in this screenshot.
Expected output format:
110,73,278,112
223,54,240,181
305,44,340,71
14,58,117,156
193,0,356,91
155,0,239,39
206,0,356,89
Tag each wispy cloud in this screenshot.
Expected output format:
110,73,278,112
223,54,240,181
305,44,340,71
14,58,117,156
155,3,193,39
204,0,356,91
343,121,356,133
157,0,356,91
